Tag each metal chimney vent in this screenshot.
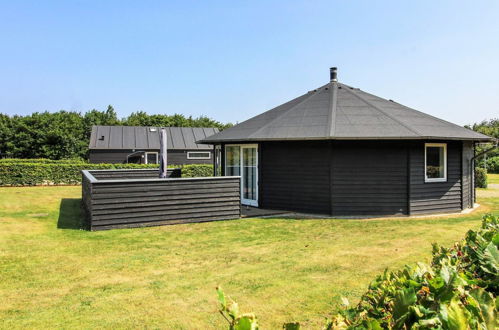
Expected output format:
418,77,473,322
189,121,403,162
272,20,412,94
330,67,338,82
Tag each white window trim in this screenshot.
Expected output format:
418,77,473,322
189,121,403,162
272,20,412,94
225,144,259,207
424,143,447,183
145,152,158,164
187,151,211,160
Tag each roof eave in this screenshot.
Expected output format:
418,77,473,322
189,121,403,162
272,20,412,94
198,135,495,144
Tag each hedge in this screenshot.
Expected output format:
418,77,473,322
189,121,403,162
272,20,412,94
0,158,87,164
0,159,213,186
217,214,499,329
181,164,213,178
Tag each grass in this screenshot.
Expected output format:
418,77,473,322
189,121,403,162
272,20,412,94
0,177,498,329
488,173,499,184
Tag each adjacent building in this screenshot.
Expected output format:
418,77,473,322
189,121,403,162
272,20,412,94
89,126,219,165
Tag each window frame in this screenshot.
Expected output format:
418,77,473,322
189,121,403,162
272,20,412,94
424,143,447,183
187,151,211,160
144,152,158,164
214,145,221,176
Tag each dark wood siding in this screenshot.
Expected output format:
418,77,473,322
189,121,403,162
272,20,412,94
89,149,214,165
82,169,240,230
330,142,408,216
462,141,473,209
90,169,181,180
260,141,331,214
409,141,462,215
89,150,134,164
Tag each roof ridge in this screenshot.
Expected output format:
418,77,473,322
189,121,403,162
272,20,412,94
247,88,322,139
342,85,423,137
327,81,338,137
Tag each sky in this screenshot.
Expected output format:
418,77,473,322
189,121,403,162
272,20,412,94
0,1,498,125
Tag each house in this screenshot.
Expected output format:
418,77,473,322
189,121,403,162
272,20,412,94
200,68,494,216
89,126,219,165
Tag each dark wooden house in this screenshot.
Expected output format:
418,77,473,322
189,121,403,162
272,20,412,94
89,126,219,165
200,68,493,216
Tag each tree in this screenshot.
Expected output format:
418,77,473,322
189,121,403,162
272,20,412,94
0,107,232,160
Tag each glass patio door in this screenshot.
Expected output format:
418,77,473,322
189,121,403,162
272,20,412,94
225,145,258,207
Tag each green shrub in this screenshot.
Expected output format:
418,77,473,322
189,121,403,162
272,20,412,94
181,164,213,178
0,159,215,186
486,156,499,174
475,167,488,188
216,214,499,329
0,158,87,164
0,161,158,186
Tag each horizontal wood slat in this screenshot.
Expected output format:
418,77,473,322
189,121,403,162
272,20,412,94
409,142,463,214
82,169,241,230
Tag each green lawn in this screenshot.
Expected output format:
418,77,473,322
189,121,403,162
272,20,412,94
1,179,498,329
489,173,499,184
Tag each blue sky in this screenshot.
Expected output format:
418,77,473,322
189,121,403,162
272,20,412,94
0,1,498,125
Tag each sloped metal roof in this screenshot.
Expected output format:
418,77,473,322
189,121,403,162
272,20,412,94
200,80,492,143
89,126,219,150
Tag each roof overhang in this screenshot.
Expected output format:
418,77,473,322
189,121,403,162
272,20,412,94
198,136,495,144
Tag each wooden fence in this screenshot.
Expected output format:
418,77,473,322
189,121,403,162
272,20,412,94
82,169,241,230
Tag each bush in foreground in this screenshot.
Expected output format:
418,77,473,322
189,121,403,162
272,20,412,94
217,214,498,329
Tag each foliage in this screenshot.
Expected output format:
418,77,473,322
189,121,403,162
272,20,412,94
475,167,488,188
0,161,156,186
217,287,259,330
181,164,213,178
0,159,214,185
0,158,88,164
467,119,499,171
466,118,499,141
0,106,231,160
217,214,499,329
485,156,499,174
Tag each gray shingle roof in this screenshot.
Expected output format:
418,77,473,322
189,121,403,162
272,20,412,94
200,81,492,143
89,126,219,150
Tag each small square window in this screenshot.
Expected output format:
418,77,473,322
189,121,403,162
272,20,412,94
425,143,447,182
187,151,211,160
145,152,158,164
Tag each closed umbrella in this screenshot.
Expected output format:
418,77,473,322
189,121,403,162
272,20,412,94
159,128,168,178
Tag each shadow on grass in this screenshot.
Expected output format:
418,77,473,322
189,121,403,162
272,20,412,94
57,198,86,230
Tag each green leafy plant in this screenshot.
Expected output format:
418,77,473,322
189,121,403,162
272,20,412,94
217,287,259,330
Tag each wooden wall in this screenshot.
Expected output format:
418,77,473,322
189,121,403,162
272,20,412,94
89,149,214,165
82,169,240,230
259,141,331,214
257,140,471,216
90,169,181,180
408,141,463,215
330,142,408,216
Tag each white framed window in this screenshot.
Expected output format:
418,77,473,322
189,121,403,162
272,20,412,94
187,151,211,160
145,152,158,164
425,143,447,182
